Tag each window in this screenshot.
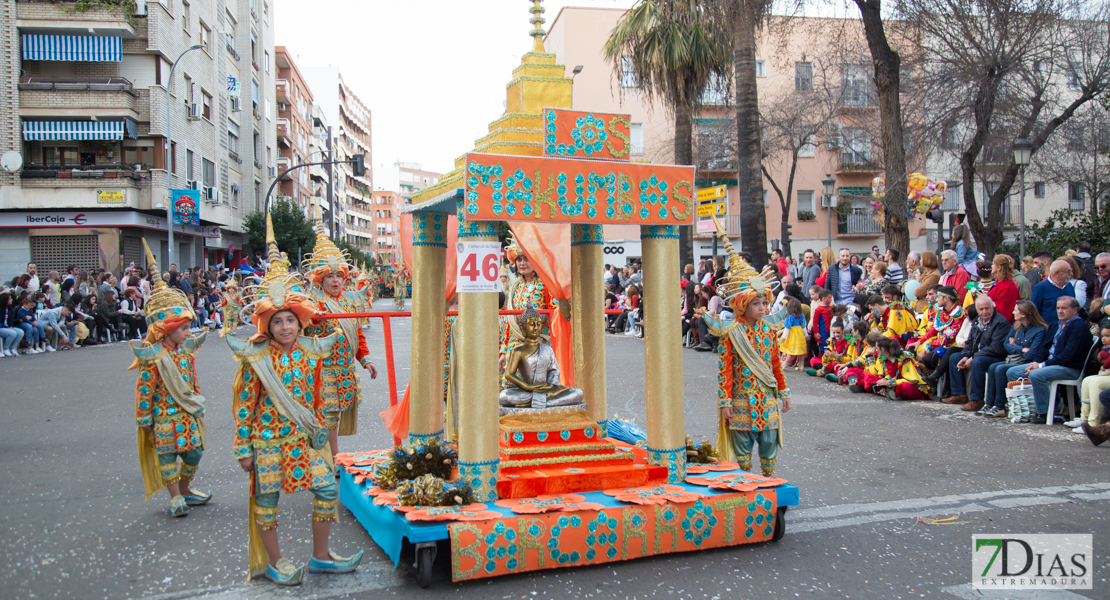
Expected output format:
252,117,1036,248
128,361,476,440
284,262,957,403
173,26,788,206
171,141,178,174
203,159,215,188
798,133,815,157
841,128,871,163
264,50,270,73
251,78,259,110
630,122,644,154
1069,182,1086,210
1034,181,1046,198
841,64,871,106
1067,64,1081,91
250,31,258,64
202,91,212,120
797,190,815,214
186,149,195,180
795,61,812,91
199,23,210,51
699,72,729,105
620,56,638,88
182,1,191,32
182,74,193,105
228,121,240,155
253,131,261,160
755,60,766,77
941,124,958,151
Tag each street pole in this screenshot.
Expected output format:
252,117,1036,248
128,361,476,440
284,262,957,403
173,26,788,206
326,126,335,241
164,44,205,270
1019,165,1027,258
826,198,832,249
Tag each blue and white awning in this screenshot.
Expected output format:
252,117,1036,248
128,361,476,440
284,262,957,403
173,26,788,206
23,120,125,141
21,34,122,62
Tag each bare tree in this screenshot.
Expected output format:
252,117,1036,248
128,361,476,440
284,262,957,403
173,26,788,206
900,0,1110,255
759,57,840,257
1031,93,1110,217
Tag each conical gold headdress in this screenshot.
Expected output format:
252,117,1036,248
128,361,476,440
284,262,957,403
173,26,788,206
301,201,351,283
710,216,776,321
241,213,315,336
141,238,194,332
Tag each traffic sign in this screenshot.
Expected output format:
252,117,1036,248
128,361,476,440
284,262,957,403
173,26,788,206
697,185,727,202
696,202,727,217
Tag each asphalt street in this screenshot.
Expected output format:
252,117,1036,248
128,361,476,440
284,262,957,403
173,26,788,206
1,304,1107,599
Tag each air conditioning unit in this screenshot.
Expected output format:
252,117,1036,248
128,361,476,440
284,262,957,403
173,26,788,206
278,102,286,111
187,180,199,190
205,186,217,200
230,97,241,112
187,103,200,119
820,194,831,208
268,166,277,177
215,190,224,204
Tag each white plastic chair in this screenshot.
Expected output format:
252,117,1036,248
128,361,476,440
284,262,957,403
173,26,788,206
1045,335,1100,425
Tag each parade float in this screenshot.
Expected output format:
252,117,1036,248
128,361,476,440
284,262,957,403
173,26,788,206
330,1,799,586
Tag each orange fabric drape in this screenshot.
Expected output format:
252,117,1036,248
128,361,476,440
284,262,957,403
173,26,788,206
380,385,410,441
509,222,574,386
399,213,458,302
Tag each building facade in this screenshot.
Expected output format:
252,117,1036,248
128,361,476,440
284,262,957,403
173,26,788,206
274,45,314,207
0,0,277,281
300,66,373,254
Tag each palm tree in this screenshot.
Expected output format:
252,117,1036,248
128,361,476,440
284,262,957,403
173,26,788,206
605,0,732,270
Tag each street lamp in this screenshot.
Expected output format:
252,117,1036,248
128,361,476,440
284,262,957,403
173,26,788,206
822,174,836,249
164,43,206,270
1013,137,1033,257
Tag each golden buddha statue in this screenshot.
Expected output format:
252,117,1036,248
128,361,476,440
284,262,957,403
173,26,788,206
499,305,585,414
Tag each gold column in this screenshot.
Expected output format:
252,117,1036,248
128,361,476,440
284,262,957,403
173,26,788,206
456,219,501,501
641,226,686,483
408,212,447,446
571,224,607,436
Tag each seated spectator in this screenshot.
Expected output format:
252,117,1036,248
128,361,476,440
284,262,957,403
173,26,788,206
15,295,48,353
119,287,147,340
945,296,1010,411
692,284,722,352
680,281,698,345
610,284,641,336
988,255,1019,323
1072,326,1110,433
983,300,1049,418
1080,387,1110,445
841,332,884,389
913,286,966,382
39,302,77,350
874,337,931,400
858,260,890,299
0,291,25,357
1061,255,1088,309
95,289,128,342
1006,296,1095,423
820,320,873,381
807,319,847,374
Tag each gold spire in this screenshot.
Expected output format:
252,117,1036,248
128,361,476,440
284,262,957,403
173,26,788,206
529,0,546,53
142,238,169,294
710,215,763,303
140,238,193,327
264,212,288,276
301,199,352,280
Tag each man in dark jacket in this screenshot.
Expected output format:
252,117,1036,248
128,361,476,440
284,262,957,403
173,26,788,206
823,248,863,305
1007,296,1094,421
95,289,128,341
946,295,1011,411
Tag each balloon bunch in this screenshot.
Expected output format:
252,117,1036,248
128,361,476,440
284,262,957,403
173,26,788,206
869,173,947,223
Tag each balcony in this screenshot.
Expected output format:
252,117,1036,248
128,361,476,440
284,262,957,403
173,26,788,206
276,156,292,180
276,118,290,147
838,211,884,235
276,79,289,104
19,165,153,210
16,1,139,37
20,76,143,120
835,153,882,174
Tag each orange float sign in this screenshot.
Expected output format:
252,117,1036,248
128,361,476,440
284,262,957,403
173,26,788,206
462,152,696,226
542,108,632,162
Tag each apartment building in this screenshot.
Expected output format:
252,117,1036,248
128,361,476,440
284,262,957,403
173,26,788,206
370,189,400,265
274,46,314,207
301,66,373,252
395,161,440,205
0,0,277,280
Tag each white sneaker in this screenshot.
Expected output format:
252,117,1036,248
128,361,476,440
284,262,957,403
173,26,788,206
1063,417,1084,428
45,345,56,352
1072,425,1086,433
28,348,40,354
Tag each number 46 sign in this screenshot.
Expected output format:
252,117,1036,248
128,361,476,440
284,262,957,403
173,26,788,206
455,241,503,293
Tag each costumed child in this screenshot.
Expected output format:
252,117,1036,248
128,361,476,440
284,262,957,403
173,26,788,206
807,320,847,375
301,207,379,457
779,297,808,370
842,333,884,390
705,217,791,477
131,239,210,518
870,337,930,400
824,320,872,382
865,293,918,343
811,290,834,355
228,218,362,585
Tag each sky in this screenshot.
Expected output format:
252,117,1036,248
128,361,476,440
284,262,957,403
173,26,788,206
274,0,639,188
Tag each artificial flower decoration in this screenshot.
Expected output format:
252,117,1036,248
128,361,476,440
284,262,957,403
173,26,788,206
685,472,788,492
685,461,741,474
602,484,707,506
495,494,605,515
395,503,502,522
335,450,392,468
